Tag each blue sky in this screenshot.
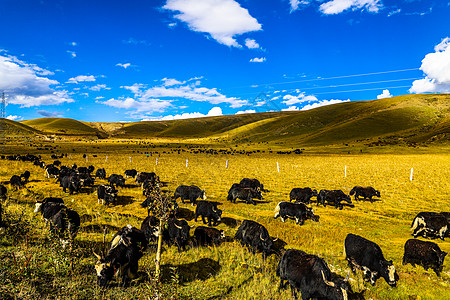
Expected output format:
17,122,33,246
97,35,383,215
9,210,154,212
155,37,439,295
1,0,449,122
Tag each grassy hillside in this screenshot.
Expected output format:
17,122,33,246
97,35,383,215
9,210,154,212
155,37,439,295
15,94,450,147
1,119,42,137
109,94,449,146
21,118,106,137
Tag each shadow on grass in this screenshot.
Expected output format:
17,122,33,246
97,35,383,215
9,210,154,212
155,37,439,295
221,217,239,228
176,207,195,221
115,195,134,206
160,258,221,284
79,224,122,234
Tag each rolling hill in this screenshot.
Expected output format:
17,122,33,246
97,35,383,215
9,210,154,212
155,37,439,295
9,94,450,146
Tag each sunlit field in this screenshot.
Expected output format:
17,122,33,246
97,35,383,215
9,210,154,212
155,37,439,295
0,141,449,299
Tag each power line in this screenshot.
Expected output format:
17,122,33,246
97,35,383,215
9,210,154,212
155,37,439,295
230,67,420,90
229,77,419,97
311,85,412,95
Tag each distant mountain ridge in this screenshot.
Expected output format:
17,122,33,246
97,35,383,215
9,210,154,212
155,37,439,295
8,94,449,146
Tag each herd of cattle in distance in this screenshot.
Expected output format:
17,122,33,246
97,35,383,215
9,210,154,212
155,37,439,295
0,153,449,298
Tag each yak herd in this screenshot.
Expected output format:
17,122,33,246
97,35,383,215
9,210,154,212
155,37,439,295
0,153,449,299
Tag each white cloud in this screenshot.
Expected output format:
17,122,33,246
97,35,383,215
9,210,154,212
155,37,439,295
89,84,111,91
101,97,172,113
410,37,450,94
103,78,245,118
67,51,76,58
236,109,256,115
245,38,260,49
162,78,186,86
282,106,300,111
6,115,22,121
319,0,382,15
122,38,149,45
145,106,223,121
377,89,392,99
289,0,311,12
282,93,318,105
207,106,223,116
301,99,350,110
70,42,77,46
163,0,262,47
66,75,96,84
95,96,105,100
0,53,73,107
142,81,247,108
250,57,266,63
116,63,131,69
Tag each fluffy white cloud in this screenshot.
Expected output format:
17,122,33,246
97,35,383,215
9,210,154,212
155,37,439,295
410,37,450,94
67,75,96,84
163,0,262,47
245,38,260,49
102,78,244,117
101,97,172,113
145,107,223,121
6,115,22,121
0,53,73,107
89,84,111,91
249,57,266,63
236,109,256,114
116,63,131,69
319,0,382,15
301,99,350,110
377,89,392,99
282,93,318,105
141,80,247,108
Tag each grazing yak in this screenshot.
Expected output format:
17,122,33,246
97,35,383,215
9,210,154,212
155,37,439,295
195,200,222,226
234,219,275,258
227,186,262,205
277,249,350,300
289,187,318,204
95,168,107,179
163,217,193,252
344,233,398,287
274,201,319,225
97,185,119,206
108,174,125,188
34,197,80,247
94,225,148,287
9,175,24,190
173,185,206,205
124,169,138,178
136,172,159,186
317,190,352,210
140,215,160,244
239,178,268,192
194,226,225,247
60,175,81,194
349,186,380,202
403,239,447,277
20,170,31,183
410,212,448,240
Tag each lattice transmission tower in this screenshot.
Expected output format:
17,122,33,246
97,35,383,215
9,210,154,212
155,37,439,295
1,92,5,152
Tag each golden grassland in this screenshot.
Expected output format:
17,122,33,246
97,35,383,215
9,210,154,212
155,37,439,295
0,142,449,299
